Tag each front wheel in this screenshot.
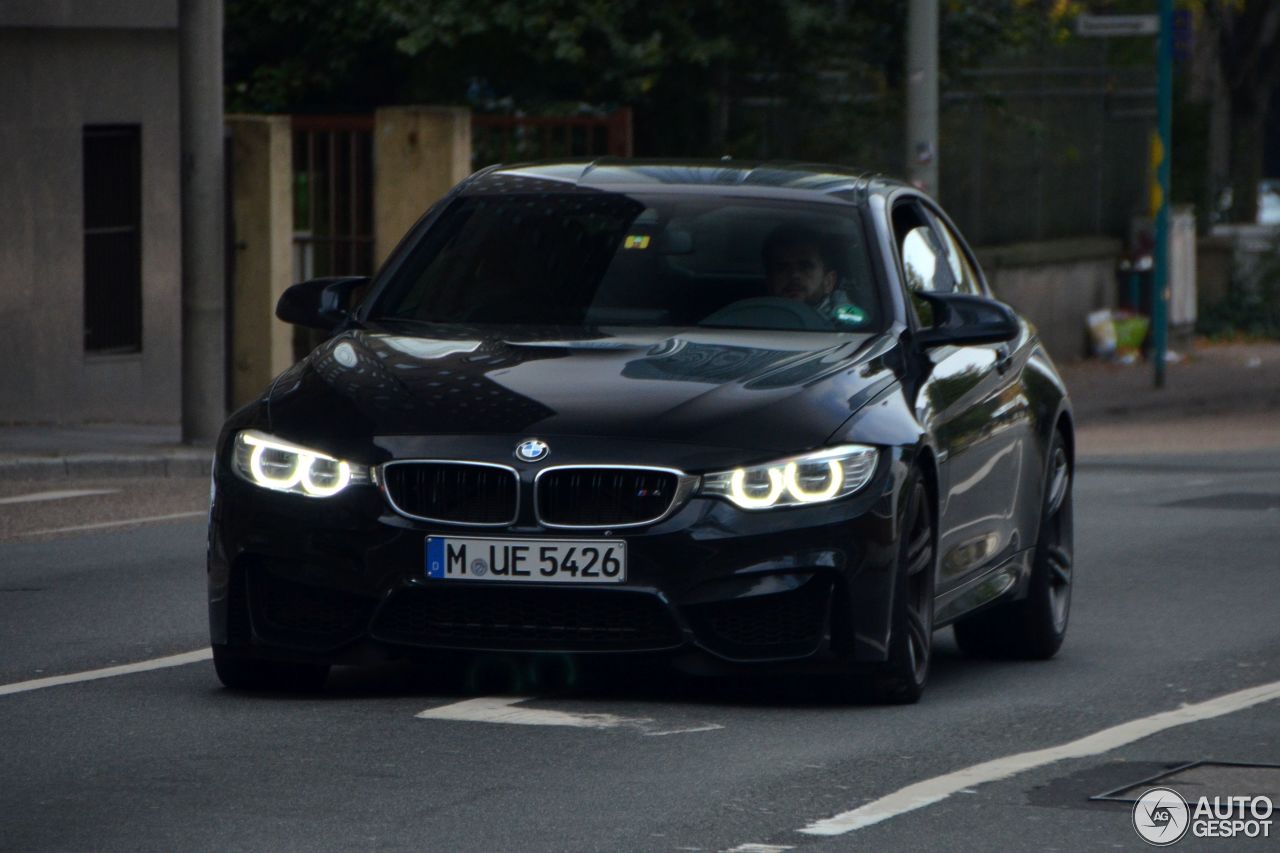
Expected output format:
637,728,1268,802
212,645,329,692
854,471,936,704
954,429,1073,659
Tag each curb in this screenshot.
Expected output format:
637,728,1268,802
1070,393,1280,426
0,452,212,481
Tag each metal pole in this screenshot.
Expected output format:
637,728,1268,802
905,0,939,196
179,0,226,442
1153,0,1173,388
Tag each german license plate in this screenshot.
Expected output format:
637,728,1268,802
425,536,626,583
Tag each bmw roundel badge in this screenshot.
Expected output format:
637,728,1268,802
515,438,549,463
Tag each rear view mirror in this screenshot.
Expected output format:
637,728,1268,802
275,276,369,331
914,292,1020,348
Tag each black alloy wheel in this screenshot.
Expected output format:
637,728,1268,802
859,471,936,704
953,429,1073,659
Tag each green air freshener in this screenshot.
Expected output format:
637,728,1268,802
834,304,867,326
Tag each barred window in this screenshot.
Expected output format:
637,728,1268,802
83,125,142,353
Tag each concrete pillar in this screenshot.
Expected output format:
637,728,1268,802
179,0,226,443
374,106,471,264
227,116,294,409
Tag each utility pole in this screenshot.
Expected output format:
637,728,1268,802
905,0,939,196
1152,0,1173,388
179,0,226,443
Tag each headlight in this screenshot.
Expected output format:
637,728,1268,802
231,431,370,498
699,444,879,510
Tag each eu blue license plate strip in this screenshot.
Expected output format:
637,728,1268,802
426,536,445,578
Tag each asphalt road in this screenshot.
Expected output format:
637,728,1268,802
1,446,1278,852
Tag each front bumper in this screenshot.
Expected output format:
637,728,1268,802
208,443,908,669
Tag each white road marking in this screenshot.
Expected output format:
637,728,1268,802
799,677,1280,836
417,695,723,736
722,845,795,853
643,724,725,736
0,648,212,697
418,696,644,729
16,511,205,537
0,488,119,505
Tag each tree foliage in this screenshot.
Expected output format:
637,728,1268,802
1197,0,1280,221
225,0,409,112
225,0,1060,157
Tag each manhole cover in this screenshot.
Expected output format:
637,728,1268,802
1164,493,1280,511
1092,761,1280,807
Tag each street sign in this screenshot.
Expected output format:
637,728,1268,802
1076,14,1159,37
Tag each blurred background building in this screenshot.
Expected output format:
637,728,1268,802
2,0,1278,429
0,2,185,424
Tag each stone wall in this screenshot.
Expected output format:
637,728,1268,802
1203,223,1280,309
227,116,294,410
975,238,1123,362
373,106,472,265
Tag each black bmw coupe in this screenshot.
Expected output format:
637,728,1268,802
208,160,1074,703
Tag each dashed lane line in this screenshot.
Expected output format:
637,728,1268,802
0,489,119,505
15,511,205,538
0,649,212,697
798,676,1280,836
1,651,727,741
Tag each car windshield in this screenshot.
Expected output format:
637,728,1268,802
365,190,884,333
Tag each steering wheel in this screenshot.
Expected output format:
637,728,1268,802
701,297,832,331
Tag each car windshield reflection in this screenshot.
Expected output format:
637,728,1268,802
366,192,885,334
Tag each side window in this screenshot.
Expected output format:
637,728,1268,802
892,200,954,294
927,210,982,296
892,199,954,327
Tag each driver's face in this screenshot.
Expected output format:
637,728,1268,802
766,243,836,305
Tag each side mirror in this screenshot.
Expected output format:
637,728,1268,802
914,291,1020,348
275,276,369,331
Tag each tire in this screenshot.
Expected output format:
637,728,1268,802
953,429,1073,660
212,645,329,692
855,471,936,704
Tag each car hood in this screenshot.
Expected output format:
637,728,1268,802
265,325,899,453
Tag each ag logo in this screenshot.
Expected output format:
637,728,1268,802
1133,787,1190,846
515,438,549,463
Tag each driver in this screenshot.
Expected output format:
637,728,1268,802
762,225,865,325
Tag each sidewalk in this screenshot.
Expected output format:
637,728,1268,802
1060,339,1280,456
1058,339,1280,424
1,340,1276,480
0,423,210,480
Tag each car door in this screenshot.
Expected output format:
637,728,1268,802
892,197,1032,599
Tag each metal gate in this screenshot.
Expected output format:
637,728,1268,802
291,109,633,282
291,115,375,282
